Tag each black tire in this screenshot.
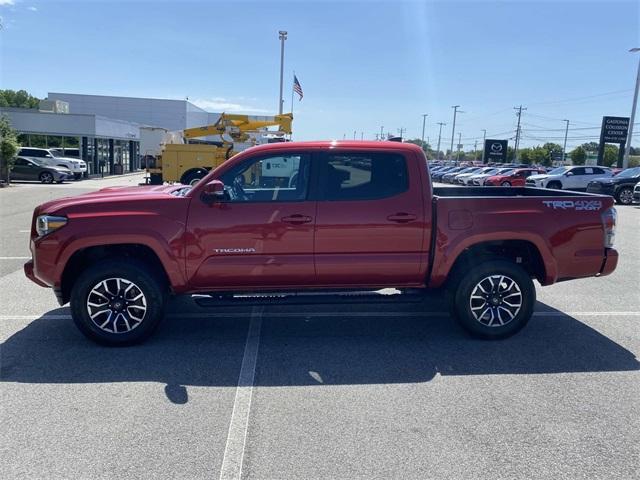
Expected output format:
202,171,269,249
615,187,634,205
546,181,562,190
449,260,535,340
74,173,83,181
70,259,167,346
501,181,511,187
180,169,207,186
56,180,64,184
39,172,54,184
149,173,163,185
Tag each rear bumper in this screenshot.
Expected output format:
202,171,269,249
24,260,48,287
599,248,618,277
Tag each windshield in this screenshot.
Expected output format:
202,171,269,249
548,167,569,175
49,149,64,157
617,167,640,178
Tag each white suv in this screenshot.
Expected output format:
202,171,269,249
19,147,87,180
526,165,612,191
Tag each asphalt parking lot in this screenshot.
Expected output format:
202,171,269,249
1,176,639,479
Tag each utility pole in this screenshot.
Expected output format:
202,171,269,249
481,129,487,162
474,140,478,160
360,132,364,140
457,132,462,161
513,105,526,160
421,114,428,150
278,31,287,114
436,122,446,160
380,126,384,140
623,48,640,168
398,127,406,139
449,106,461,161
353,130,357,140
562,119,570,163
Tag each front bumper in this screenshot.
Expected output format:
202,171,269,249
598,248,618,277
24,259,48,287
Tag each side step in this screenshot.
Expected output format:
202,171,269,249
192,288,429,308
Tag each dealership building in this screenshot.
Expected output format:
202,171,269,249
2,93,220,176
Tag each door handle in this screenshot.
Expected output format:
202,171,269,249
387,213,417,223
282,214,313,225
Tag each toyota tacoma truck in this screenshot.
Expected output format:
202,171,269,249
24,141,619,345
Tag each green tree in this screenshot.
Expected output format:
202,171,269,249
0,89,40,109
570,146,587,165
518,148,533,164
603,144,619,167
530,146,551,166
0,116,20,184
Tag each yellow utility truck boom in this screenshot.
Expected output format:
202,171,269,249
146,112,293,185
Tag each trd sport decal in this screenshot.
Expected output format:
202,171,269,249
542,200,602,211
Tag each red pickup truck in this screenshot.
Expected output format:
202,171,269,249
25,141,618,345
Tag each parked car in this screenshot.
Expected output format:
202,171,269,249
19,147,87,180
10,156,73,184
485,168,546,187
586,167,640,205
634,182,640,202
453,167,484,184
432,166,461,182
462,167,497,185
526,165,612,191
472,168,513,186
25,141,618,346
442,167,472,183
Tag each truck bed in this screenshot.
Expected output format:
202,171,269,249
433,186,600,198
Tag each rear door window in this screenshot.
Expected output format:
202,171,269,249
320,152,408,201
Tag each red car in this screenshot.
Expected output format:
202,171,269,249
25,142,617,345
485,168,546,187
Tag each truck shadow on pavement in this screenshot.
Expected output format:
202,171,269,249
1,298,638,403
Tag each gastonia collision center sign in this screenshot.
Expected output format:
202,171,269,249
600,116,629,143
483,139,508,163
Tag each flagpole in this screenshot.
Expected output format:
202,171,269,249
290,71,295,140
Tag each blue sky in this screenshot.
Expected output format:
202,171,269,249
1,0,639,150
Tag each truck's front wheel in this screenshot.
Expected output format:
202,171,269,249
70,259,166,346
451,260,535,339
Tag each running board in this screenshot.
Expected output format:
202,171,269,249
192,288,428,308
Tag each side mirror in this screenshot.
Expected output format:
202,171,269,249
202,180,225,203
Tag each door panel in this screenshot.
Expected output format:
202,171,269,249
314,151,428,286
185,152,316,290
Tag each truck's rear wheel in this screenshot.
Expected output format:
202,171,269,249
70,259,166,346
450,260,535,339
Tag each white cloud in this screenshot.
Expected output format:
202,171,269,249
0,0,15,6
28,6,37,11
191,97,268,114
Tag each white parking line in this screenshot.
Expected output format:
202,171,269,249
0,257,30,260
219,306,263,480
0,311,639,321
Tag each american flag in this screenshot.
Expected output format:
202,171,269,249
293,75,304,101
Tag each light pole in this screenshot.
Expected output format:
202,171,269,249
278,30,287,114
457,132,462,161
436,122,446,160
421,114,428,151
562,119,570,163
449,106,461,161
380,125,384,140
623,47,640,168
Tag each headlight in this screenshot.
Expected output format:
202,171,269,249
36,215,67,237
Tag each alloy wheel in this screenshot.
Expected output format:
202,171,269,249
469,274,522,327
618,188,633,205
86,277,147,333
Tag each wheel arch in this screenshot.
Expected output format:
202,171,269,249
430,237,556,288
59,243,172,305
